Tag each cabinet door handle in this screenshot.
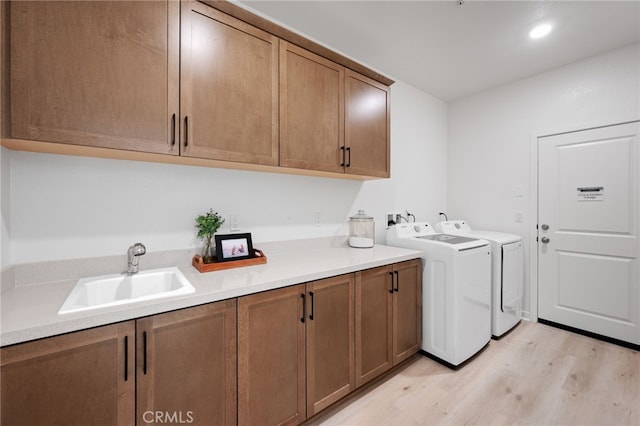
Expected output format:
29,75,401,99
184,116,189,148
309,291,315,321
389,271,394,293
124,335,129,381
143,331,148,375
346,147,351,167
394,271,399,292
301,293,306,323
340,146,346,167
170,113,176,146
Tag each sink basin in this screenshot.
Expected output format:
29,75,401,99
59,267,195,314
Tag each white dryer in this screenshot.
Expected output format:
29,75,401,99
436,220,523,337
386,222,492,367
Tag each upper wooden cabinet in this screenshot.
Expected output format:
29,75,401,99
280,41,344,174
180,1,279,165
280,42,390,178
5,1,391,178
9,1,180,154
345,70,391,178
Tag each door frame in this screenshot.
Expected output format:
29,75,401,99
527,118,640,323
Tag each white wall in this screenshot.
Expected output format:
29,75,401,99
4,80,447,266
447,43,640,318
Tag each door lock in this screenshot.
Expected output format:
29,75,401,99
541,224,549,230
541,236,550,244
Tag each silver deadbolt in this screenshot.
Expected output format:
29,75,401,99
541,224,549,230
541,236,550,243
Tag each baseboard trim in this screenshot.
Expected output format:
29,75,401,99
538,318,640,351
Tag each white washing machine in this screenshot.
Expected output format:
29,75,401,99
436,220,523,337
386,222,492,367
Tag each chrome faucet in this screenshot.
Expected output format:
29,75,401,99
127,243,146,274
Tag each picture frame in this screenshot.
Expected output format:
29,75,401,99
214,233,255,262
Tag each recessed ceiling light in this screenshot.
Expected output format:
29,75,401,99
529,23,553,39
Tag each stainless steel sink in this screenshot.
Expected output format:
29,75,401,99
58,267,195,314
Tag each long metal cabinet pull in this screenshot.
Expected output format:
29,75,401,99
340,146,346,167
388,272,394,293
171,113,176,146
300,294,306,323
309,291,315,320
346,147,351,167
124,336,129,381
394,271,399,292
143,331,148,375
184,116,189,147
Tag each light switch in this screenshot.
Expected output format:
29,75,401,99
514,211,523,223
513,185,524,198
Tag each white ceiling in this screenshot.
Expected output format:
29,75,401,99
239,0,640,101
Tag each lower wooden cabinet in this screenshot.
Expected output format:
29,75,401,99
306,274,355,416
0,261,419,426
237,275,355,425
0,321,136,426
0,299,237,426
355,259,422,387
238,284,307,426
137,300,237,425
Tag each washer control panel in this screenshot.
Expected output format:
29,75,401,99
390,222,435,238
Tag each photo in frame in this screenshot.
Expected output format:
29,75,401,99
214,233,255,262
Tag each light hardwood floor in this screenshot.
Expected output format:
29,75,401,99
306,321,639,426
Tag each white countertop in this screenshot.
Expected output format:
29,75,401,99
0,238,421,347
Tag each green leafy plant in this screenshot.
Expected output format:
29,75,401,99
196,209,225,264
195,209,225,242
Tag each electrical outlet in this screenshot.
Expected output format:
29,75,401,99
230,214,240,232
312,212,321,226
386,211,402,226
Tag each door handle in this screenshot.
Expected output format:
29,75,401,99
142,331,148,375
394,271,399,292
541,236,550,244
300,293,306,323
388,272,394,293
309,291,315,321
184,116,189,148
170,113,176,147
124,335,129,381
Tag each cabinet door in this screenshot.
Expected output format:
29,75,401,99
306,274,355,416
0,321,135,426
136,300,237,426
10,1,179,154
280,41,344,173
181,1,278,165
345,70,390,178
238,284,306,426
355,265,393,387
393,259,422,365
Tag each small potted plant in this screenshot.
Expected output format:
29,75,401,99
195,209,225,264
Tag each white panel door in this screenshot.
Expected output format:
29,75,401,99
538,121,640,345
